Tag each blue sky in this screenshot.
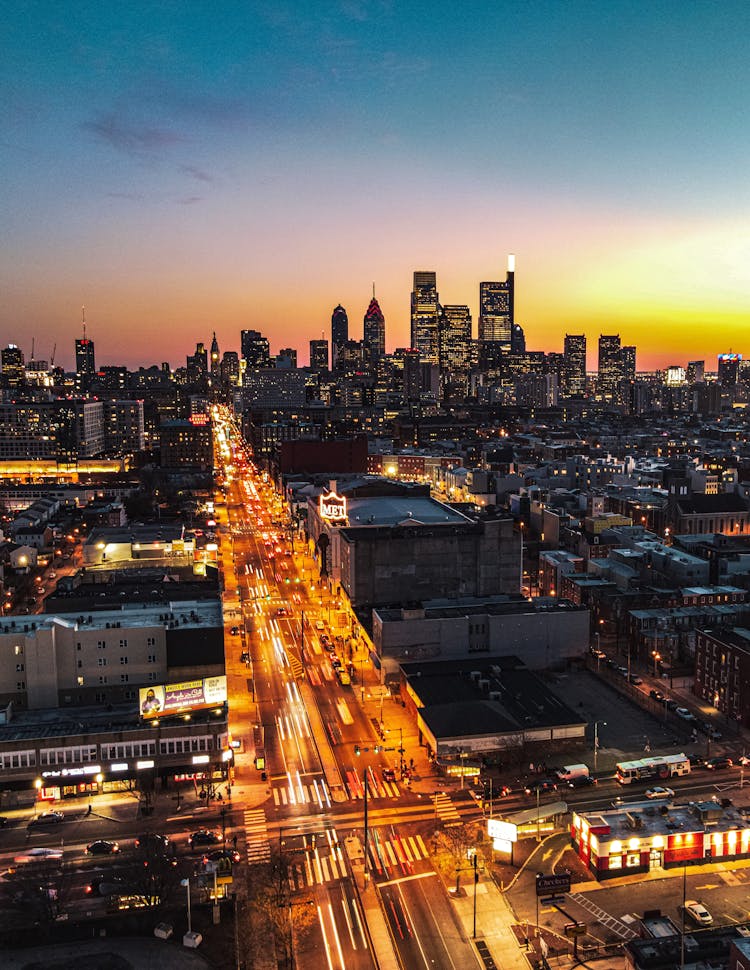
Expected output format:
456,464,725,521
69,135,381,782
2,1,749,368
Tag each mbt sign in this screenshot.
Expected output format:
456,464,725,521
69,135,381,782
319,491,347,522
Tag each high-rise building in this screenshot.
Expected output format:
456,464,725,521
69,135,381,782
276,348,297,369
686,360,705,384
479,256,515,352
221,351,240,386
186,342,208,388
75,310,96,390
396,348,421,402
437,305,472,373
1,344,26,388
562,334,587,396
331,305,348,368
410,272,439,364
209,332,220,383
309,339,329,371
363,293,386,362
240,329,271,370
621,345,636,381
718,353,742,387
597,334,622,400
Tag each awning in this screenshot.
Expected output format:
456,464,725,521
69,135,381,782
504,800,568,825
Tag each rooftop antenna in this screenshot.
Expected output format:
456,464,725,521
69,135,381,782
82,305,87,340
372,282,375,298
30,336,35,361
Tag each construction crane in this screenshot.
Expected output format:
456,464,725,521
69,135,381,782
50,342,56,367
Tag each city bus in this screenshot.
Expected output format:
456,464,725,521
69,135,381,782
615,753,691,785
253,724,265,772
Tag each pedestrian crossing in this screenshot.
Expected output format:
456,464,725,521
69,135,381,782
272,775,333,808
285,829,431,890
287,652,304,679
244,807,271,864
433,791,461,825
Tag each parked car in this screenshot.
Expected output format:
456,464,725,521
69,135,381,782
684,900,713,925
189,829,221,848
230,626,239,635
645,786,675,800
629,674,644,685
87,840,120,855
665,699,679,711
28,811,64,827
649,689,665,702
86,874,128,896
705,756,733,770
135,832,169,852
566,775,597,789
675,707,695,721
204,848,241,864
687,753,704,767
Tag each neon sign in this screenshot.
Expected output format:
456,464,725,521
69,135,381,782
319,491,347,522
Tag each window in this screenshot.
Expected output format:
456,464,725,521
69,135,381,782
626,853,640,868
77,660,83,668
97,657,107,666
120,673,129,683
16,681,25,691
120,656,128,664
76,642,82,651
608,856,622,870
14,644,22,656
147,654,156,664
119,639,128,649
148,671,158,682
97,641,106,650
147,637,156,647
16,663,24,672
98,676,108,684
77,676,84,686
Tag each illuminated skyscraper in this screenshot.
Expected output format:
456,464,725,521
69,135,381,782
479,255,514,350
309,339,329,370
563,334,587,396
410,272,439,364
209,331,220,383
75,308,96,390
597,334,622,400
1,344,25,388
718,353,741,387
331,305,348,368
241,329,271,370
363,292,386,361
438,305,472,372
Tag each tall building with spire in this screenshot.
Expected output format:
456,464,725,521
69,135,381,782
75,307,96,391
209,331,220,384
363,289,385,362
410,271,439,364
331,305,348,369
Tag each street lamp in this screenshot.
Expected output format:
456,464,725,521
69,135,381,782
594,721,607,774
652,650,661,678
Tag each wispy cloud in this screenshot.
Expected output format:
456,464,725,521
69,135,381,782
82,114,185,154
175,195,202,205
179,164,214,183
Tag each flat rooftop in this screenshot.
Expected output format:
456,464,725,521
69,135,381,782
345,494,471,527
0,599,223,635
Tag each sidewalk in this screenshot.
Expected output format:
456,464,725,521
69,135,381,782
449,874,533,970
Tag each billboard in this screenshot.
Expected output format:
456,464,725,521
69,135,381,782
139,675,227,720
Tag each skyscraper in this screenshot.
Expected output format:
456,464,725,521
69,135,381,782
363,293,386,362
309,339,329,370
597,334,622,400
410,272,439,364
563,334,587,396
479,255,515,349
437,305,472,372
718,353,741,387
0,344,25,388
186,341,208,388
240,329,271,370
75,308,96,389
331,305,348,368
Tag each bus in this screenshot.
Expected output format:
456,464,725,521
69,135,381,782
253,724,265,771
615,753,691,785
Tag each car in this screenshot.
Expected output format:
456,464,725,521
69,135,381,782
675,707,696,721
135,832,169,852
230,626,239,635
684,900,713,925
566,775,597,789
87,840,120,855
629,675,644,685
276,607,289,617
524,778,558,796
664,699,679,711
616,666,628,677
649,689,665,702
330,656,342,670
382,768,397,783
687,753,704,767
203,848,241,865
28,810,64,826
706,726,723,740
189,829,222,848
315,620,325,631
14,847,63,864
590,648,606,660
705,756,733,770
85,874,128,896
240,650,249,663
645,786,675,800
0,816,8,827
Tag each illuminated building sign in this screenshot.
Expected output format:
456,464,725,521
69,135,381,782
189,413,210,425
139,675,228,720
319,491,347,522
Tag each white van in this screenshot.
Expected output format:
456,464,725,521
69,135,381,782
315,620,325,631
555,764,590,782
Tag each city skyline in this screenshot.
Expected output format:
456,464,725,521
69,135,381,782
3,3,750,370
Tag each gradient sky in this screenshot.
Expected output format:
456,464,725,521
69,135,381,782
2,1,749,371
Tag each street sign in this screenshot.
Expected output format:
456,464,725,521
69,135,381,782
488,818,517,843
565,923,586,938
536,872,571,897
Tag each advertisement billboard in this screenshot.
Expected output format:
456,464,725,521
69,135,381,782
139,676,227,720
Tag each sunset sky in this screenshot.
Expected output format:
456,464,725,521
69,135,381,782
2,2,749,371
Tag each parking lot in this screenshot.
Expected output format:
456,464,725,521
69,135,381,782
544,668,704,774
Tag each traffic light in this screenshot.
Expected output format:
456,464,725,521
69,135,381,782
354,744,361,756
373,745,380,753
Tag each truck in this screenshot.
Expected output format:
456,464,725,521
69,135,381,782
555,764,590,783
